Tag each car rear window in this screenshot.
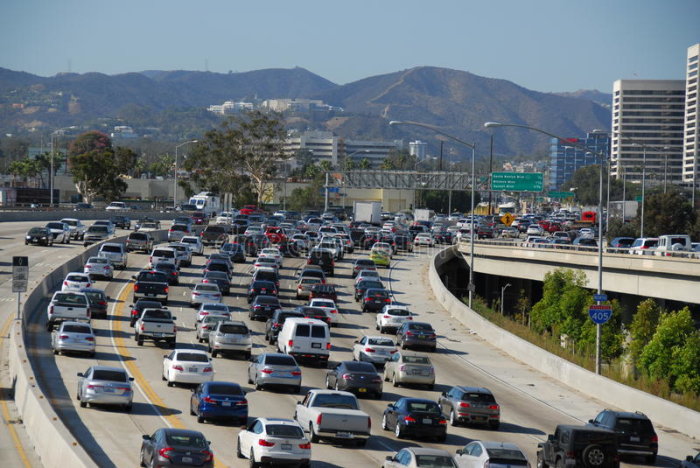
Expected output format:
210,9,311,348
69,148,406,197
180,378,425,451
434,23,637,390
403,356,430,365
615,418,654,433
388,309,410,316
207,384,243,395
92,370,127,382
265,424,304,439
407,401,440,413
311,325,326,338
62,324,91,333
165,433,207,448
253,281,276,289
88,257,110,264
415,455,457,467
129,233,147,240
153,250,175,258
176,353,209,363
257,296,279,305
345,362,376,372
463,392,495,403
219,324,248,334
101,245,122,253
67,274,88,282
295,324,310,336
368,337,394,346
313,393,358,409
205,226,226,233
264,355,297,366
410,323,434,331
485,449,528,464
171,225,188,232
144,309,171,320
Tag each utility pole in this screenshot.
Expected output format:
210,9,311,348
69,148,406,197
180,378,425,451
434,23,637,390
439,141,443,171
488,134,494,215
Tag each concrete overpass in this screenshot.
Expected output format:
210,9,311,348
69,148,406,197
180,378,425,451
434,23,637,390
451,240,700,306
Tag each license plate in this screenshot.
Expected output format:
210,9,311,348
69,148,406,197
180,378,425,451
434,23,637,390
311,343,321,349
281,443,292,450
358,388,367,392
222,401,231,407
336,432,353,438
630,436,640,442
153,332,163,337
103,387,114,393
261,289,267,293
189,367,198,373
422,418,432,424
182,457,193,464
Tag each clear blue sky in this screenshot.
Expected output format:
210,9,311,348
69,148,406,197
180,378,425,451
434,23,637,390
2,0,698,93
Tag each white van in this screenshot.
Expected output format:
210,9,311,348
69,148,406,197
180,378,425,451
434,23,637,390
655,234,692,256
149,247,178,269
277,318,330,366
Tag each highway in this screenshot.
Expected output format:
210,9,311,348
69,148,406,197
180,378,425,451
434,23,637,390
1,219,697,467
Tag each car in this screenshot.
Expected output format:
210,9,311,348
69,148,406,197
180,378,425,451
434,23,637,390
248,280,278,303
203,258,233,278
526,224,545,236
137,222,160,232
325,361,383,398
537,424,620,468
126,231,155,253
308,298,339,326
352,335,397,364
354,279,384,301
259,247,283,265
51,321,96,356
397,321,437,351
154,262,180,285
247,353,302,392
454,440,528,468
195,315,228,343
361,288,392,313
370,250,391,268
60,218,87,239
168,242,193,267
45,221,71,244
189,381,247,425
140,428,214,468
244,234,271,256
306,248,335,276
295,276,323,300
249,295,282,321
383,351,435,389
191,211,208,225
195,303,232,322
105,201,130,212
438,386,500,428
109,215,131,230
73,202,94,211
499,226,520,239
628,237,659,255
190,283,222,307
220,242,246,263
181,235,204,256
376,305,413,333
83,256,114,280
163,349,215,386
252,267,281,290
92,219,116,235
587,409,658,463
308,283,338,302
61,272,92,292
253,256,280,274
81,287,109,319
383,447,457,468
413,232,435,246
265,309,305,344
291,233,311,252
25,226,54,246
297,265,326,284
83,225,111,246
381,397,447,442
129,299,164,327
681,452,700,468
236,418,311,468
294,306,332,327
202,271,230,295
573,237,598,247
355,269,381,285
168,223,192,242
77,365,134,411
372,242,394,258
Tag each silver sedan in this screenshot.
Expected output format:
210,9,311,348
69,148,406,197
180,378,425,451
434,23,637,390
77,366,134,411
51,321,96,356
247,353,302,392
190,283,222,307
83,256,114,280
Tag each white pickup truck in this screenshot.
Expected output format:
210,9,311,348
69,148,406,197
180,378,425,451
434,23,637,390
134,308,177,348
46,291,90,331
294,389,371,447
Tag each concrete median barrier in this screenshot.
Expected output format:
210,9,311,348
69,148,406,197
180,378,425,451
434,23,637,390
7,230,168,467
429,245,700,440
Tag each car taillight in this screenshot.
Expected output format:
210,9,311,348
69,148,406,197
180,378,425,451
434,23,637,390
316,414,322,425
203,367,213,373
405,331,414,336
159,447,174,459
385,298,391,302
342,373,352,380
133,284,139,292
438,419,447,425
404,416,416,423
164,286,169,293
193,292,200,296
140,324,145,332
261,368,274,374
85,337,95,342
236,399,248,406
258,439,275,447
326,343,331,350
291,371,302,376
59,334,69,339
565,450,575,459
365,347,376,352
407,316,413,320
85,265,92,269
288,340,294,347
203,396,214,403
202,279,209,283
488,404,500,410
298,442,311,450
650,435,658,443
48,305,54,315
63,281,68,286
172,365,184,371
98,301,107,306
459,402,471,408
399,365,406,371
383,315,390,318
202,450,213,462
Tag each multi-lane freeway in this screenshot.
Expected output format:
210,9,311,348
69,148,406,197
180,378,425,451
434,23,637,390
0,219,697,467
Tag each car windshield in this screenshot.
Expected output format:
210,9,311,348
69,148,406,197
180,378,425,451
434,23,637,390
165,433,207,448
264,355,297,366
176,353,209,363
207,384,243,395
415,455,457,467
407,402,441,413
314,394,359,409
29,227,46,234
92,370,127,382
403,356,431,365
265,424,304,438
62,324,91,334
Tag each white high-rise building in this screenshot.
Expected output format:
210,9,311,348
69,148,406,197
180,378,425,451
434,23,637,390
611,80,685,184
683,43,699,187
409,140,427,160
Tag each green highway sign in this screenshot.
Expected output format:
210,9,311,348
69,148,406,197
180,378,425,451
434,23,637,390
635,196,643,202
491,172,543,192
548,191,575,198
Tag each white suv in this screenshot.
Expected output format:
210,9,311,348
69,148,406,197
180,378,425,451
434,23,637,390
236,418,310,467
376,305,413,333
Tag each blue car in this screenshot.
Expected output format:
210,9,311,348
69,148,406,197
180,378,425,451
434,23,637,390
189,381,248,424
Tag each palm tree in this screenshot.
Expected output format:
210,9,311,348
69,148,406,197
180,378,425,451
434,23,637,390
358,158,371,170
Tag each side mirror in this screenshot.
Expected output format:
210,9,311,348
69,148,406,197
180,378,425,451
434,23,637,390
163,355,168,358
353,340,359,344
190,388,196,392
588,419,595,424
131,275,137,280
172,316,177,321
686,456,693,462
142,435,151,441
296,401,302,405
547,434,554,442
385,456,393,461
441,391,447,397
249,356,256,362
456,449,463,455
76,372,84,377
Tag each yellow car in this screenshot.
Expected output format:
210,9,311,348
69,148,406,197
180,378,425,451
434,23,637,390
370,250,391,268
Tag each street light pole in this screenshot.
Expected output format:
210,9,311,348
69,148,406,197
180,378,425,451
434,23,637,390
500,283,511,315
173,140,198,209
50,133,55,207
389,120,477,307
641,145,646,238
485,121,606,374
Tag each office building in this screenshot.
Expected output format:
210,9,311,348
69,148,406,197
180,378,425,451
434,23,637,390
683,43,699,188
409,140,428,160
549,130,610,190
611,80,685,184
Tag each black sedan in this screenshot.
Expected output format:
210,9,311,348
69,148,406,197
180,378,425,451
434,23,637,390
294,305,332,326
354,279,384,301
382,398,447,442
140,428,214,468
249,295,282,321
25,227,53,246
202,271,231,296
220,243,246,263
247,280,278,303
361,288,392,313
154,262,180,285
325,361,383,398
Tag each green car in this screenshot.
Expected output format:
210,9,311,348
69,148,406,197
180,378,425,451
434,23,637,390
370,250,391,268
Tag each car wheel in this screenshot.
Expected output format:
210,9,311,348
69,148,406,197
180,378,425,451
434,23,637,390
254,377,262,391
236,437,245,458
394,422,404,439
137,336,144,346
309,424,319,443
645,455,656,464
536,452,548,468
334,381,340,391
249,449,259,468
124,403,132,412
325,376,332,389
555,459,564,468
392,373,400,387
211,349,218,358
80,399,87,408
582,445,606,467
449,409,458,426
190,403,196,415
382,414,389,430
197,414,204,424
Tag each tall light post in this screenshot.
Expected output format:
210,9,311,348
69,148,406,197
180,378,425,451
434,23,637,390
173,140,198,209
640,145,646,238
389,120,477,307
500,283,511,315
50,132,56,207
485,121,606,375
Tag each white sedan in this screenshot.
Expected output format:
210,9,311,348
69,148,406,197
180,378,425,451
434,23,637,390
180,236,204,256
308,298,340,326
162,349,214,386
413,233,435,246
190,283,222,307
454,440,528,468
237,418,311,467
252,256,280,274
61,272,93,292
352,335,397,364
526,224,545,236
259,248,283,266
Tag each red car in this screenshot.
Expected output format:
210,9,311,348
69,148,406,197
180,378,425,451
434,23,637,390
239,205,260,216
265,226,287,244
191,211,207,225
309,283,338,302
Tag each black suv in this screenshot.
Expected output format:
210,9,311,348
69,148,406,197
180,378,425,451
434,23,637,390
537,424,620,468
587,410,658,464
307,249,334,276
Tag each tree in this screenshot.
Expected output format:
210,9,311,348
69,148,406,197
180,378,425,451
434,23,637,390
638,189,695,237
68,131,128,202
628,299,661,365
381,149,417,170
358,158,371,169
183,110,288,206
562,164,629,206
529,269,590,340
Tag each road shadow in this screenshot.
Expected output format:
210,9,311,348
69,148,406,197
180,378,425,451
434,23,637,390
494,421,546,436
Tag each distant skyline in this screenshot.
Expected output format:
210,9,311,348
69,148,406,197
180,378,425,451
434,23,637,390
1,0,698,93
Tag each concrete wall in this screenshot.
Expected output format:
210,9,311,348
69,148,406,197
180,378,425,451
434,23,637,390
0,209,174,223
8,231,168,467
430,245,700,440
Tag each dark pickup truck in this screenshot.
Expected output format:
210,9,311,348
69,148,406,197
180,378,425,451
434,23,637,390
132,270,169,304
537,424,619,468
200,225,228,247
